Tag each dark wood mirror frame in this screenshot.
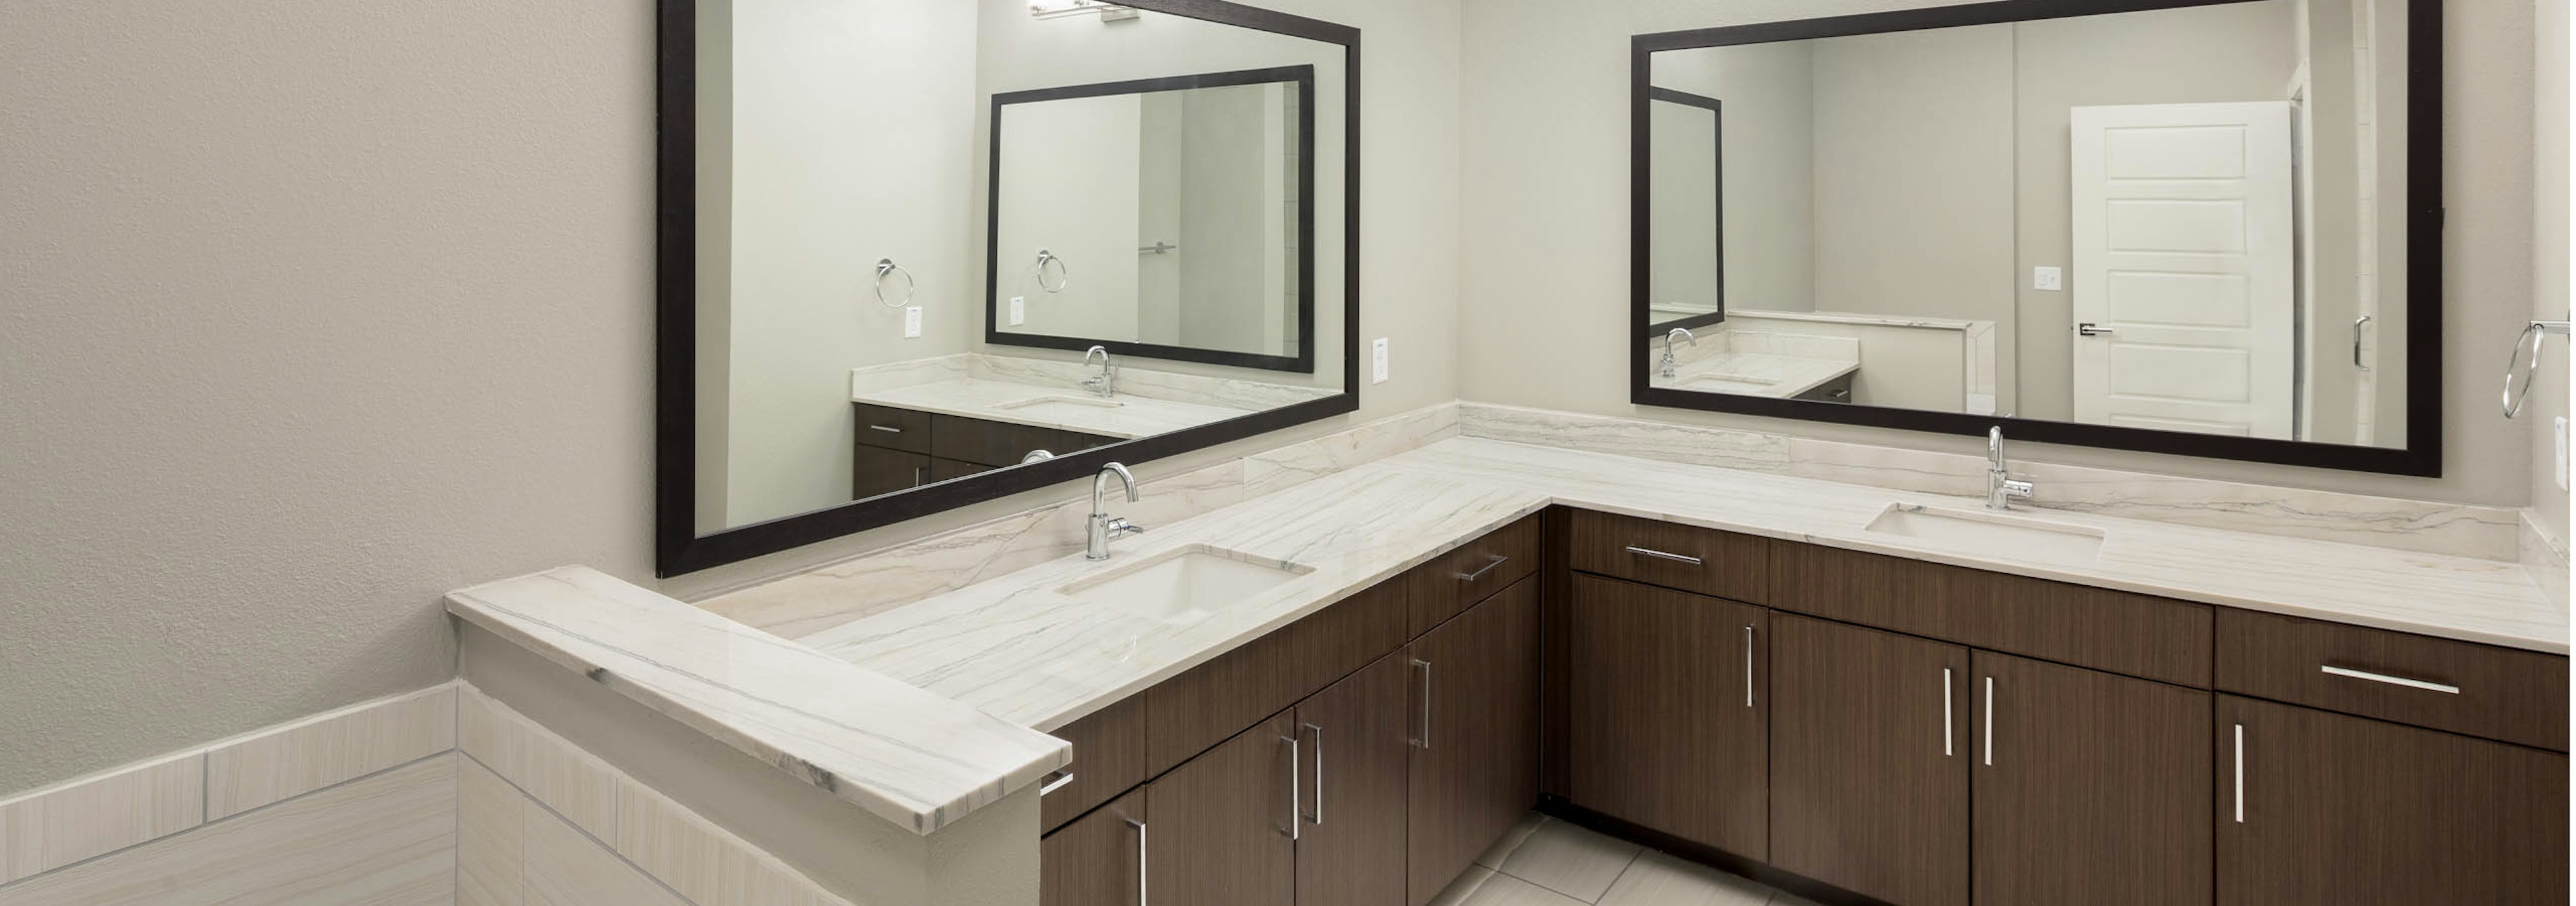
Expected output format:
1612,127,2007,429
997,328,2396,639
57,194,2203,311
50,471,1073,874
1629,0,2444,477
656,0,1362,576
985,64,1320,374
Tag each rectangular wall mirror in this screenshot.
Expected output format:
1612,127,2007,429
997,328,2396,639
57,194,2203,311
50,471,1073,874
1633,0,2440,475
659,0,1359,575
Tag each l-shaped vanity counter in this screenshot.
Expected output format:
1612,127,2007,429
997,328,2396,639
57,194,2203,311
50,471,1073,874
447,430,2566,842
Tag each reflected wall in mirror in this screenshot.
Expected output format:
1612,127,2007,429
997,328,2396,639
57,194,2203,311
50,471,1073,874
1633,0,2439,474
989,66,1316,370
663,0,1358,574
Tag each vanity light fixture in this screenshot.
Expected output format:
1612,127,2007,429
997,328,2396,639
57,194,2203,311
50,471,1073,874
1031,0,1139,22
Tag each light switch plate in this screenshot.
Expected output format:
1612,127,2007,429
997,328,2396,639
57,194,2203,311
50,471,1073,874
2033,266,2063,291
903,306,922,338
1372,338,1389,384
1009,296,1026,326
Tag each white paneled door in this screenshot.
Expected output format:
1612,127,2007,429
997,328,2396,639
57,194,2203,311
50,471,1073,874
2070,101,2295,440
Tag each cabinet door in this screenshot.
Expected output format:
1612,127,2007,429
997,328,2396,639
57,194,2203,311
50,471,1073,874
1972,651,2210,906
1294,653,1411,906
851,444,928,499
1566,575,1767,858
2216,695,2569,905
1770,613,1970,906
1147,713,1297,906
1405,578,1540,906
1042,789,1146,906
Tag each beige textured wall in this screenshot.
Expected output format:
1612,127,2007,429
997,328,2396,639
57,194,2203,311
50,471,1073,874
0,0,1460,796
1460,0,2541,506
2537,0,2571,537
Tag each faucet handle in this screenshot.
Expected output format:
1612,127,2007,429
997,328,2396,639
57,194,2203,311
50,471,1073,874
1106,517,1146,539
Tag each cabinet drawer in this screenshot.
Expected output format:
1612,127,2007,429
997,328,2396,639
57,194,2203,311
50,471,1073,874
2216,609,2569,751
931,414,1116,467
1146,578,1407,776
1407,513,1542,636
852,403,932,454
1770,542,2211,688
1566,509,1769,603
1040,695,1148,834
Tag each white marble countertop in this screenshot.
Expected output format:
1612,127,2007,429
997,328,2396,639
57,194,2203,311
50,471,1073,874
1650,352,1857,399
444,566,1069,836
853,377,1256,440
796,437,2567,737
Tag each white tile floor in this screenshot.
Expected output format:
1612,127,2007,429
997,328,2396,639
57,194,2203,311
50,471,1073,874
1428,813,1821,906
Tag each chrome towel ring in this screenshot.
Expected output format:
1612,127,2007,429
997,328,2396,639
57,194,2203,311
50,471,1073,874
2503,319,2571,419
874,258,915,309
1033,249,1071,294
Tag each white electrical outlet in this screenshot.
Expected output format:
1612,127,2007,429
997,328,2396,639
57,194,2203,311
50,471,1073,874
1372,338,1389,384
1008,296,1026,326
2557,416,2569,491
903,306,922,338
2033,266,2063,291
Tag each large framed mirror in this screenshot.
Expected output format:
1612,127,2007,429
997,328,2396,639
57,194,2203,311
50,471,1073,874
658,0,1360,576
1632,0,2441,475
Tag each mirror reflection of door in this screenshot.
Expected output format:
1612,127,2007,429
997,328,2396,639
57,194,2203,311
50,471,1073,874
1638,0,2410,449
1650,89,1724,334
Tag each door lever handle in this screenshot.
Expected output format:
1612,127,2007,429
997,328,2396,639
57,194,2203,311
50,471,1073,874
2078,323,2117,337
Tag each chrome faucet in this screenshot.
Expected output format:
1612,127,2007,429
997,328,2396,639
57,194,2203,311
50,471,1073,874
1986,426,2035,510
1081,345,1117,398
1660,328,1697,378
1087,462,1146,560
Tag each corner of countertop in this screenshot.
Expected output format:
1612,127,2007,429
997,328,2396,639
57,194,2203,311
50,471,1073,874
442,564,1069,837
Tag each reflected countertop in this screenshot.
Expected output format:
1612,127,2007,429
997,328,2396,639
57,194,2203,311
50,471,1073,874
852,376,1255,440
1650,350,1857,398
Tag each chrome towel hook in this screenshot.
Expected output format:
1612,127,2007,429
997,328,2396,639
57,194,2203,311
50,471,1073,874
874,258,915,309
2503,319,2571,419
1033,249,1071,294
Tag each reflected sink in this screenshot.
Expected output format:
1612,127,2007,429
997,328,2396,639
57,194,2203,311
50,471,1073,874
994,395,1126,421
1058,546,1313,625
1862,504,2106,565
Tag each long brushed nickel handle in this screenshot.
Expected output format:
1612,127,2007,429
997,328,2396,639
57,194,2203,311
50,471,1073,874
1457,554,1509,582
1411,658,1434,749
1125,817,1148,906
1039,769,1075,797
1943,668,1954,758
1743,625,1755,708
2233,723,2245,824
2320,664,2460,695
1624,546,1703,565
1983,676,1995,767
1279,734,1299,840
1303,722,1325,825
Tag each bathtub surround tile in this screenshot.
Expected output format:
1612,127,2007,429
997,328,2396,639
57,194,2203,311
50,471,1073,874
0,754,455,906
447,567,1071,835
203,683,457,820
458,756,525,906
0,750,207,875
1458,403,2524,561
458,686,621,842
521,795,690,906
700,402,1461,640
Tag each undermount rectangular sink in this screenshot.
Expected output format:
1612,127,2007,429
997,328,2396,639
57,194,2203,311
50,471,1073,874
994,395,1125,419
1057,546,1313,625
1672,373,1782,391
1862,504,2106,565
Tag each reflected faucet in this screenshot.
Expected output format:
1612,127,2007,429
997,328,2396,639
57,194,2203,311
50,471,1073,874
1986,426,2035,511
1660,328,1698,379
1087,462,1146,560
1081,346,1117,398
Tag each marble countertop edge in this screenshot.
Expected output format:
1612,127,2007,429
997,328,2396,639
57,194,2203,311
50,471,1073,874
444,566,1071,836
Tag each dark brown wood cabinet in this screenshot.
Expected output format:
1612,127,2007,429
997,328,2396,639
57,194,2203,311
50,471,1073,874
1147,579,1407,776
1769,613,1970,906
1042,695,1149,834
1147,713,1299,906
1407,513,1542,636
1971,651,2211,906
2215,608,2570,751
1293,653,1412,906
1042,789,1146,906
1406,578,1541,906
1565,574,1767,858
851,444,930,499
2216,695,2569,905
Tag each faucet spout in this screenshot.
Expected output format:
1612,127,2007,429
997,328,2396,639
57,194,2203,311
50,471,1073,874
1984,425,2034,510
1081,346,1116,398
1661,328,1697,379
1087,462,1143,560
